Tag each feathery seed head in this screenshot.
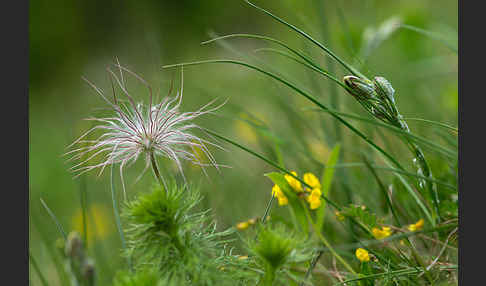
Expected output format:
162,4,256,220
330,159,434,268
65,62,224,186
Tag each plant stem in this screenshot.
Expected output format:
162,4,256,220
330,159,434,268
150,152,167,192
29,251,49,286
301,201,357,276
397,116,441,223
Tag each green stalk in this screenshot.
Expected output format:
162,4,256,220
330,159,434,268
244,0,366,79
29,251,49,286
150,151,167,192
110,164,131,271
163,60,403,171
300,201,357,276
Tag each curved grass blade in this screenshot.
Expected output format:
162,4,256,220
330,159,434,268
40,198,67,240
334,163,456,190
244,0,366,78
79,176,88,248
316,143,340,230
363,156,401,226
110,164,132,271
399,24,457,53
253,47,347,90
29,251,49,286
204,129,341,210
163,59,404,172
304,107,457,158
202,34,346,88
403,117,458,134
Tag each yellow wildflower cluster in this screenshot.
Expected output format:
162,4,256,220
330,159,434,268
306,188,322,209
272,185,288,206
303,172,321,189
236,218,257,230
271,171,323,210
355,248,370,262
284,171,303,192
303,172,322,210
372,226,393,239
407,219,424,232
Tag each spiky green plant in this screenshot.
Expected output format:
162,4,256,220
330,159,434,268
121,182,256,285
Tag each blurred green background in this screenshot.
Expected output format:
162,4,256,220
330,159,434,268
30,0,457,284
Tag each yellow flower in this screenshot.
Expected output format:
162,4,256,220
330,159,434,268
335,211,345,221
234,120,258,144
408,219,424,232
72,204,112,242
272,184,288,206
236,221,250,230
248,218,257,225
306,188,322,210
285,171,303,192
303,172,321,190
355,248,370,262
237,255,249,260
372,226,392,239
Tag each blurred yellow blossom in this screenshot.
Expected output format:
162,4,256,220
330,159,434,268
355,248,370,262
303,172,321,190
272,184,288,206
308,140,330,163
408,219,424,232
306,188,322,210
335,211,345,221
372,226,392,239
72,204,111,242
285,171,303,192
236,221,250,230
234,120,258,144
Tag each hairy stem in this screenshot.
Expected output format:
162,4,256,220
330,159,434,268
150,152,167,192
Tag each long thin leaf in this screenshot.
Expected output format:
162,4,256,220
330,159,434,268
244,0,366,79
29,251,49,286
163,60,404,172
110,164,131,270
40,198,67,240
399,24,457,53
316,144,340,230
304,107,457,158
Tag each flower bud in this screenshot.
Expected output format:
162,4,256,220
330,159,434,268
343,76,377,100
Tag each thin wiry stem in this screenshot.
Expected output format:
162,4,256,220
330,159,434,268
150,151,167,192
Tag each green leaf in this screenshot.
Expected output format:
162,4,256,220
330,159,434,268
264,172,309,236
316,143,340,230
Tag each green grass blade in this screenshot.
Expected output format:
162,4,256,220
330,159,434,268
40,198,67,240
403,117,458,133
399,24,457,53
253,47,347,90
204,129,340,210
244,0,366,78
29,251,49,286
163,59,404,172
334,163,456,190
202,33,346,88
79,176,88,248
316,143,340,230
363,156,401,226
304,107,457,158
110,164,131,271
385,159,434,226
